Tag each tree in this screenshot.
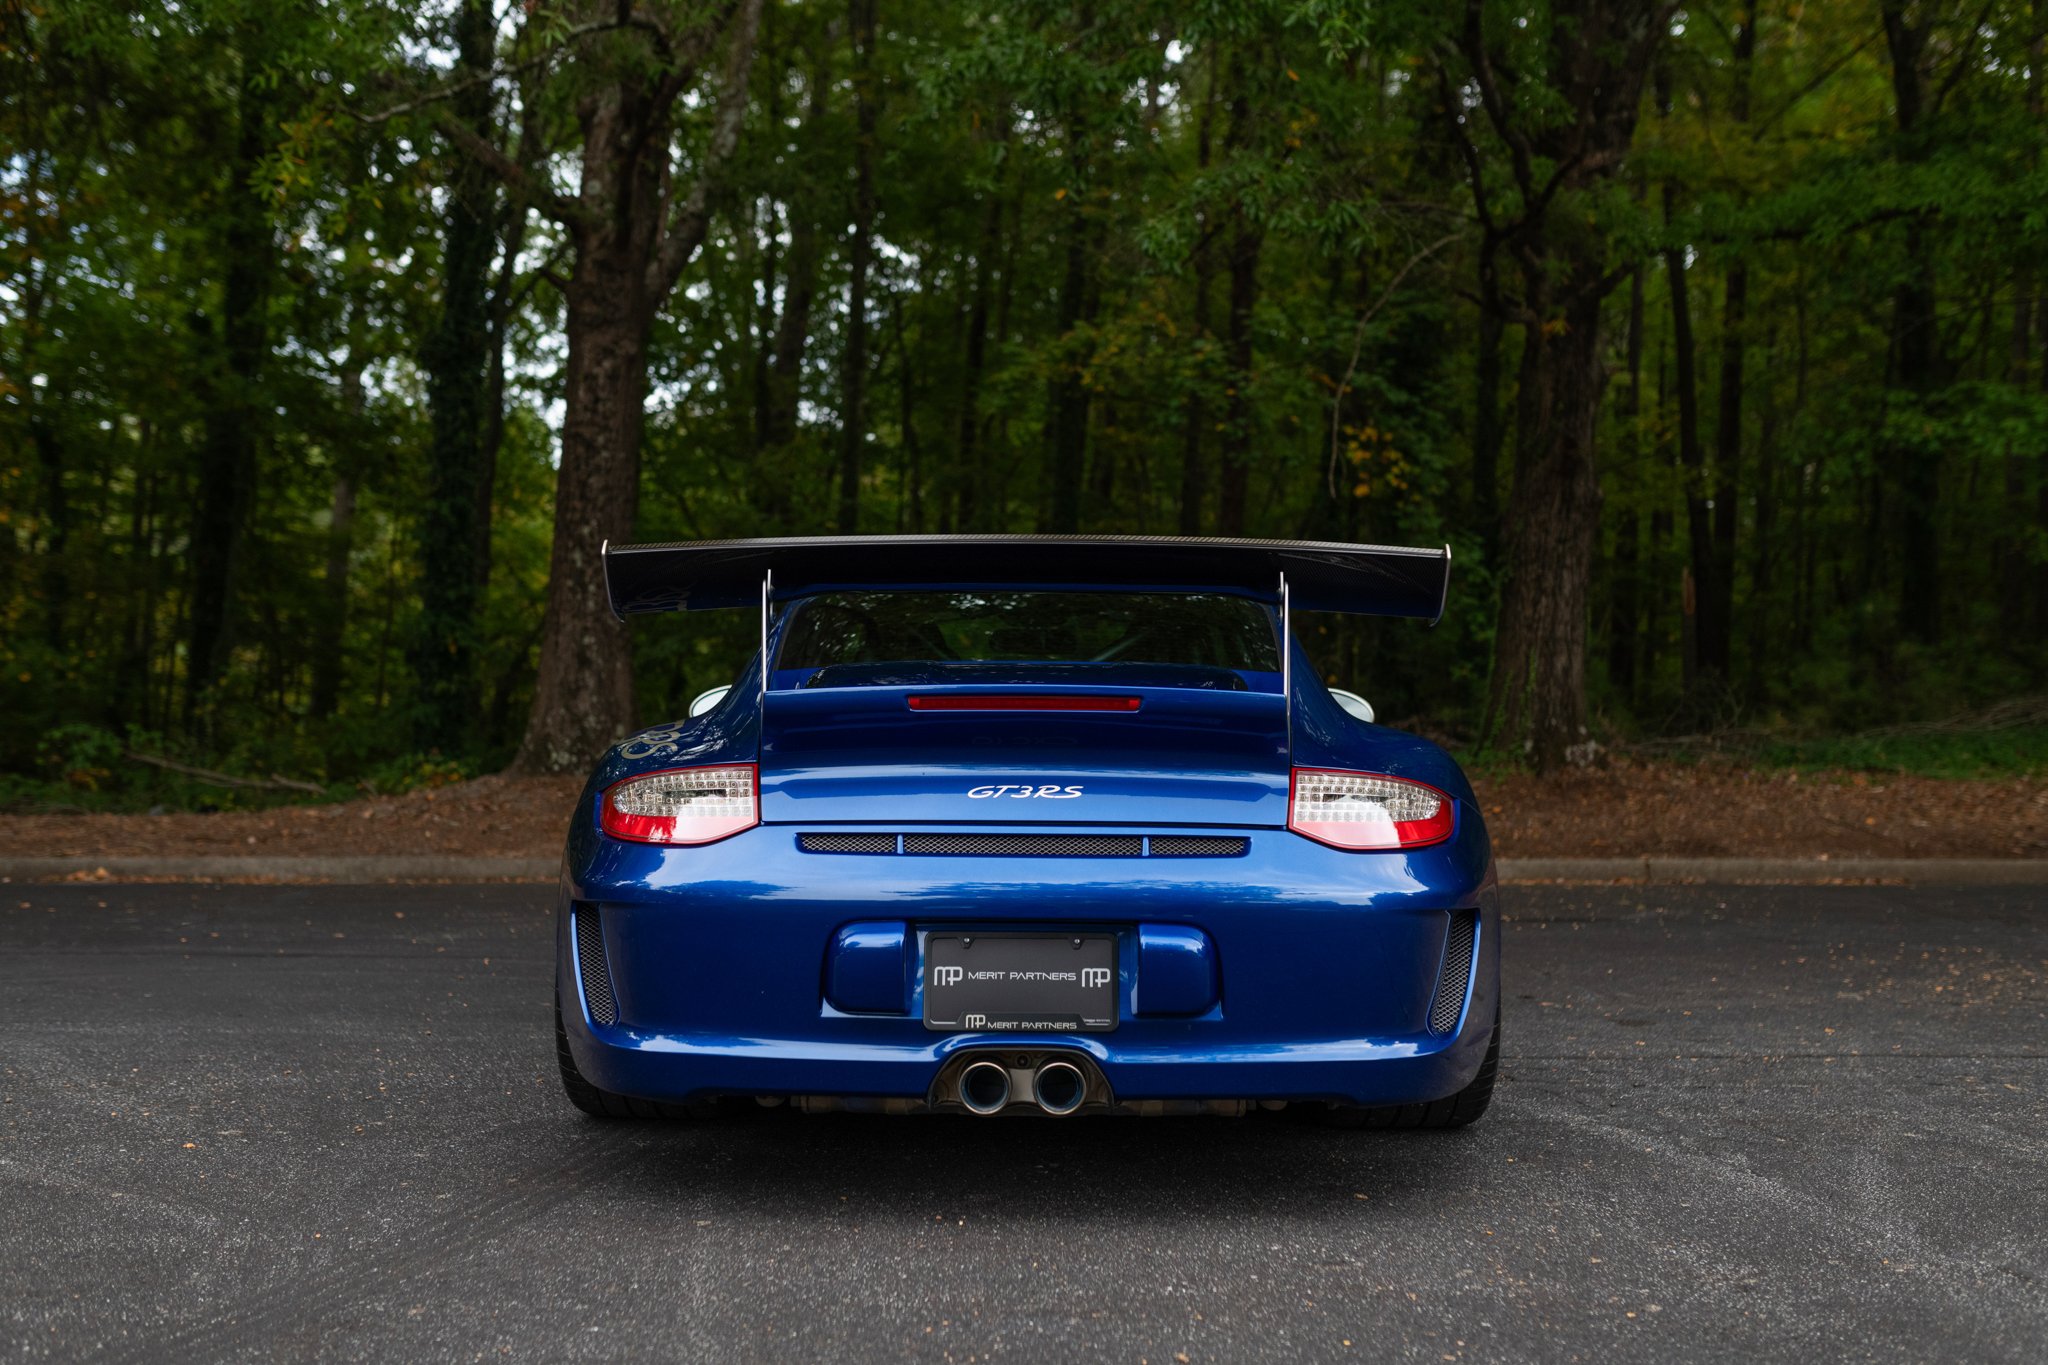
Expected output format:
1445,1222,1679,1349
415,0,768,772
1877,0,1974,644
837,0,878,533
1446,0,1673,769
186,11,282,725
412,0,502,749
8,0,2048,804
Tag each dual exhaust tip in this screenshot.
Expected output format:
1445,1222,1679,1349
958,1058,1088,1116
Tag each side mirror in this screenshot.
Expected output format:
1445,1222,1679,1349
687,685,732,718
1328,688,1375,724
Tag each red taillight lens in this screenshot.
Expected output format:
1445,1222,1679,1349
1288,768,1455,850
907,695,1142,712
600,764,758,845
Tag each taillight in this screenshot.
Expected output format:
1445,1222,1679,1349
907,695,1142,712
600,764,758,845
1288,768,1455,850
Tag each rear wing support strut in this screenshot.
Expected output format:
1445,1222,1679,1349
760,570,772,699
1279,571,1291,762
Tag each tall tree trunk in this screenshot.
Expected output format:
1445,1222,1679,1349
751,199,782,448
312,472,357,720
954,166,1003,532
186,46,273,723
311,354,364,721
29,393,67,653
507,0,765,773
2033,3,2048,637
837,0,877,534
1178,51,1219,535
1043,201,1098,534
17,148,68,654
1645,329,1672,692
478,198,530,597
414,0,498,751
141,470,165,727
893,291,925,531
760,209,819,449
1472,243,1505,567
1455,0,1663,769
1176,271,1214,534
517,255,652,772
2038,293,2048,635
1487,277,1608,769
1218,214,1262,537
1709,9,1755,684
1744,330,1778,705
748,25,786,461
1881,1,1944,643
1217,56,1261,537
1608,265,1645,705
1657,46,1722,692
1663,185,1718,691
756,61,828,473
1709,259,1744,679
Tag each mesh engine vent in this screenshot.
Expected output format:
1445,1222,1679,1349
1147,835,1248,857
799,832,898,854
797,833,1252,858
903,833,1144,857
1429,909,1478,1035
573,905,618,1027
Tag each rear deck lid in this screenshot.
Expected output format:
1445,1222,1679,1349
757,684,1289,828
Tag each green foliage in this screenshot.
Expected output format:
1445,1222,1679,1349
4,0,2046,807
1740,727,2048,780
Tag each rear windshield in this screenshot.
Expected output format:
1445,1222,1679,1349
775,591,1279,684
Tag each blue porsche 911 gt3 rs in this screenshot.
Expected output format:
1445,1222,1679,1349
554,535,1499,1128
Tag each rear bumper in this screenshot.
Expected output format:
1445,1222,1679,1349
559,1006,1499,1109
556,819,1499,1109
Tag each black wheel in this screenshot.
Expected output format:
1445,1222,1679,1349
554,995,702,1120
1322,1008,1500,1131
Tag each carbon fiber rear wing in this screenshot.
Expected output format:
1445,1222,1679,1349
602,534,1451,622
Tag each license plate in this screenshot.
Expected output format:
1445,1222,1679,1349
922,933,1118,1033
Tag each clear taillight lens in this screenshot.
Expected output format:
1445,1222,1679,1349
600,764,758,845
1288,768,1455,850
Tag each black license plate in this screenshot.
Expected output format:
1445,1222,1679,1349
922,933,1118,1033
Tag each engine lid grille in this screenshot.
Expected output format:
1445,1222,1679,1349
796,833,1249,858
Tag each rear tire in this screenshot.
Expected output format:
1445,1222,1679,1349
554,995,702,1120
1322,1008,1500,1131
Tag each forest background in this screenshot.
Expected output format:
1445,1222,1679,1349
3,0,2045,810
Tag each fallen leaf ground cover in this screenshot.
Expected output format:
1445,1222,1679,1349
1,762,2041,861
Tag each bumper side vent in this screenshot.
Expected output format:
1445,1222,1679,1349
1147,835,1249,857
904,833,1144,857
1429,909,1478,1035
799,832,899,854
573,904,618,1027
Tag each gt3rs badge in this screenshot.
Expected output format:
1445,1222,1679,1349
967,784,1084,798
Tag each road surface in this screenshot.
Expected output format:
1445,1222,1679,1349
2,883,2042,1362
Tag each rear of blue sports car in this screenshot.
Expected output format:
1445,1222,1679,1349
555,536,1500,1127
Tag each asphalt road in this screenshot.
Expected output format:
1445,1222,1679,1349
2,884,2043,1363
